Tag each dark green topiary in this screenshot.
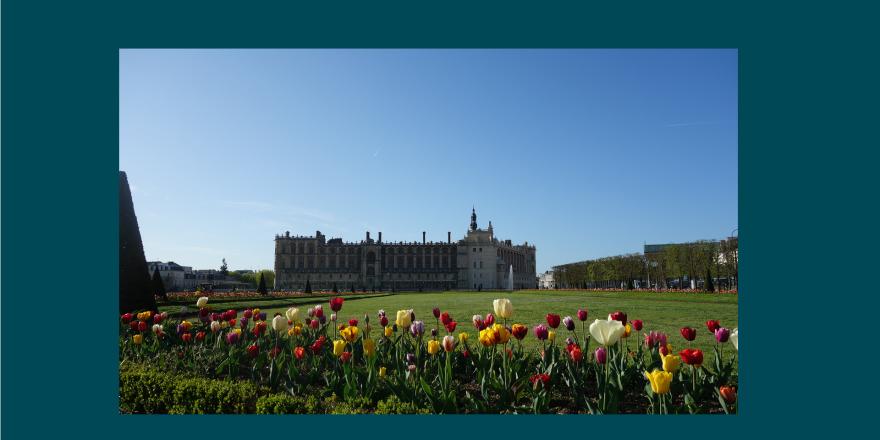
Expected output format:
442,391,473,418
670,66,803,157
257,273,268,296
705,268,715,292
119,172,157,313
304,278,312,294
151,267,167,301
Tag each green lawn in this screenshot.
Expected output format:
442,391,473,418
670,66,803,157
173,290,737,357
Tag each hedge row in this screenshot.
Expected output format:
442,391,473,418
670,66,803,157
119,366,428,414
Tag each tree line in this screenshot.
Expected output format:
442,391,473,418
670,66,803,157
552,238,738,291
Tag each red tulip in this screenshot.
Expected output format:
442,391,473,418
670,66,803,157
329,297,344,312
462,350,470,359
137,321,148,332
309,319,319,330
485,314,495,327
530,373,551,389
631,320,643,331
719,386,737,404
433,307,441,319
121,313,133,323
546,313,561,329
340,352,352,363
440,312,452,325
153,314,163,324
680,327,697,341
269,346,282,359
349,319,358,327
226,310,237,320
314,305,324,318
679,348,704,365
243,309,253,319
577,309,588,321
294,346,305,360
511,324,528,340
569,346,583,363
706,320,721,333
247,344,259,358
228,319,237,329
129,321,139,331
195,331,206,342
380,315,389,327
609,311,627,324
181,333,192,343
445,321,457,333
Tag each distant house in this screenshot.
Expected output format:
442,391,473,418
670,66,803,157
147,262,254,292
538,270,555,289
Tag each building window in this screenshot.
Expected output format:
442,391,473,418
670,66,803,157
479,261,483,268
473,248,476,252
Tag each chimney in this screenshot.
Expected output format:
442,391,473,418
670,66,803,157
378,232,382,243
422,231,426,244
366,231,370,242
447,231,451,243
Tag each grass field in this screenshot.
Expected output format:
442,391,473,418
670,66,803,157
163,290,737,357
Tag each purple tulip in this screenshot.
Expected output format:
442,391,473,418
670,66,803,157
226,332,240,345
240,317,249,328
565,337,575,346
259,312,267,321
563,316,575,331
406,353,416,364
595,347,607,364
657,332,668,347
410,320,425,337
534,324,549,341
319,315,327,324
431,328,438,337
176,324,186,336
715,327,731,343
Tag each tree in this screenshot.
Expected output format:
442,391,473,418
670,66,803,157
351,285,356,293
705,267,715,292
257,273,268,296
220,258,228,276
332,282,338,293
151,267,168,301
304,278,312,294
119,172,157,313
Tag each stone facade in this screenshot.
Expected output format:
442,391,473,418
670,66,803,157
274,209,536,291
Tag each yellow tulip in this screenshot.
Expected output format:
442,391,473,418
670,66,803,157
661,354,681,373
333,339,346,357
395,310,412,328
233,328,242,335
363,338,376,357
479,328,497,347
427,339,440,355
644,369,673,394
623,323,632,338
340,326,360,343
384,326,393,338
379,367,387,378
458,332,469,344
132,334,143,345
493,324,510,344
548,331,556,342
293,325,302,335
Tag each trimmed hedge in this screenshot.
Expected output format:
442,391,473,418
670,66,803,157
119,366,430,414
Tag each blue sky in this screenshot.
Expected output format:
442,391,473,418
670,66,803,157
120,49,737,273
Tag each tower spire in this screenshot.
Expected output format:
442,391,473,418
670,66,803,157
470,207,478,231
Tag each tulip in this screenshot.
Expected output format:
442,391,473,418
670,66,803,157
680,327,697,341
330,313,337,322
272,315,289,333
384,326,393,338
240,317,249,329
377,309,386,318
569,346,583,362
715,327,731,343
330,297,344,312
440,312,452,325
659,344,671,356
129,321,139,331
445,321,457,333
152,324,163,334
410,320,425,337
589,318,625,346
427,339,440,355
132,334,143,345
363,314,370,325
153,314,164,324
309,320,320,330
246,344,259,358
534,324,549,341
459,332,469,344
258,312,267,321
472,315,485,330
493,324,511,344
442,335,455,352
211,312,221,322
730,328,738,350
631,319,643,331
595,347,607,364
493,298,513,319
661,354,681,373
406,353,416,364
609,311,627,324
285,307,300,323
363,338,376,357
347,318,358,327
563,316,575,331
431,328,438,337
396,310,412,328
719,386,737,404
529,373,551,389
462,350,470,359
484,313,495,327
196,296,209,308
306,307,314,318
340,352,352,363
623,323,632,338
226,332,240,345
380,315,389,327
407,364,417,373
226,309,238,320
548,331,556,342
433,307,441,319
379,367,387,378
511,324,528,340
333,339,346,357
479,328,498,347
577,308,588,321
545,313,561,329
706,320,721,333
565,337,575,347
410,310,416,322
121,313,133,323
195,331,206,342
644,370,673,394
181,333,192,343
340,326,360,343
210,321,221,333
314,305,324,318
679,348,704,366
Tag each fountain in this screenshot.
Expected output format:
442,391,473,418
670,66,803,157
508,264,514,291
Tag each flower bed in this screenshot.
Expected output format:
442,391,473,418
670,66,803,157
120,297,738,414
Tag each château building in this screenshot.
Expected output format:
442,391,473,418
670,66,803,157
273,209,536,291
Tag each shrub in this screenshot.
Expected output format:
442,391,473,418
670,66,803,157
120,366,260,414
256,394,323,414
374,396,431,415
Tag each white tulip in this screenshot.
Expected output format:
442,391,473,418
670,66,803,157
152,324,163,334
210,321,221,333
493,298,513,319
730,328,738,350
589,319,625,346
272,315,289,333
285,307,300,322
196,296,209,308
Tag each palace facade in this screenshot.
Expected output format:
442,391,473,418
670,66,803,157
273,209,536,291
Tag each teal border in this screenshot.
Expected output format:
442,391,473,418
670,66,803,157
4,0,875,437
